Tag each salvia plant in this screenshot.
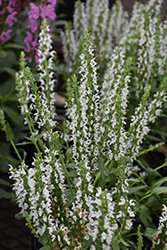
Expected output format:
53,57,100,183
61,0,167,144
0,15,167,249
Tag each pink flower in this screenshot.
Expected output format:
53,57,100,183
12,0,19,8
28,3,39,19
24,32,37,53
0,9,5,15
0,30,12,43
24,31,33,44
31,35,37,47
26,56,32,62
24,43,31,53
5,11,17,26
24,0,57,63
27,19,38,33
6,2,14,14
46,4,56,20
40,4,56,20
48,0,57,7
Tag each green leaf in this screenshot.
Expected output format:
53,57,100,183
0,67,16,76
128,185,147,194
82,238,93,250
67,170,77,177
5,122,14,141
151,186,167,195
152,176,167,187
0,50,16,68
4,43,25,49
16,141,33,146
120,237,131,247
15,212,24,220
54,20,67,26
0,78,15,96
0,155,20,163
0,178,11,186
66,148,72,161
0,50,6,57
3,107,23,126
143,227,156,241
147,168,157,184
98,155,109,178
66,163,76,169
0,188,11,199
18,148,27,161
135,159,147,171
112,244,120,250
138,205,152,228
145,135,161,142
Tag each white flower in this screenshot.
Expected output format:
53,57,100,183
125,219,133,230
118,196,125,205
101,232,108,242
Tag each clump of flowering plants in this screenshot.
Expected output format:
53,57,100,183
61,0,167,144
1,19,167,250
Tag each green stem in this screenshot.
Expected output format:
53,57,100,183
137,162,166,183
154,162,167,172
132,171,148,186
61,161,75,197
10,140,22,162
26,116,41,154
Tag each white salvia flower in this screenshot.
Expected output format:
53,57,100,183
128,206,135,217
156,204,167,236
125,219,133,230
146,0,163,15
101,232,108,242
129,199,136,206
116,211,124,219
108,0,128,46
74,1,88,41
90,245,96,250
61,28,78,72
118,196,126,206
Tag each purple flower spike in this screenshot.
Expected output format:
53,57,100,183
24,0,57,62
28,3,39,19
5,11,17,26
